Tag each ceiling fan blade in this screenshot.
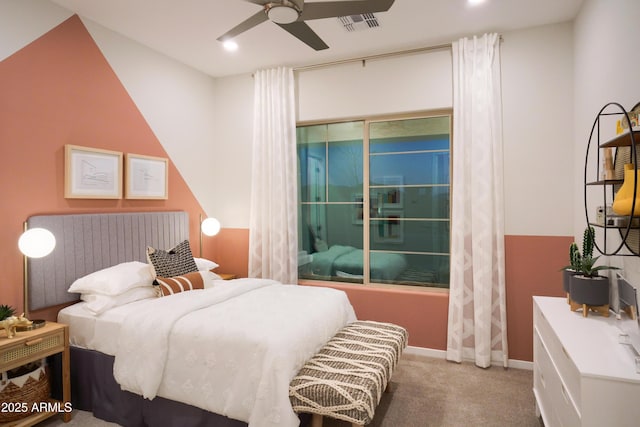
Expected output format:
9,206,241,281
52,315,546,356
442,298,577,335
300,0,395,21
244,0,271,5
278,21,329,50
217,10,268,41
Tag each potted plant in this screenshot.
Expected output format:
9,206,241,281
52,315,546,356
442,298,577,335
0,304,15,321
568,237,620,317
561,227,595,300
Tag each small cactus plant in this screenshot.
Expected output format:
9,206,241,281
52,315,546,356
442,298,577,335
564,227,594,272
569,242,581,270
582,226,595,260
564,226,619,278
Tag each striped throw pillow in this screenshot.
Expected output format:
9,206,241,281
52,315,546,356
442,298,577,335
154,271,205,296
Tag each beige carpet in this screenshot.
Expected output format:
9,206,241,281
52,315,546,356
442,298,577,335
39,353,541,427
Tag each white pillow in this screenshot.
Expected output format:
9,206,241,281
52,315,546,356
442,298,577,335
194,257,219,271
204,270,222,288
81,286,159,315
68,261,154,296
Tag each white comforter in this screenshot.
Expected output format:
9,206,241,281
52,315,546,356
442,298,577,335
113,279,356,427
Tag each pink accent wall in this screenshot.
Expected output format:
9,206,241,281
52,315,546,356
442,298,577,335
505,235,571,361
204,228,250,278
0,16,206,318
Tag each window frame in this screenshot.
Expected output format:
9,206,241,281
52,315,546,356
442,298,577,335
297,109,453,292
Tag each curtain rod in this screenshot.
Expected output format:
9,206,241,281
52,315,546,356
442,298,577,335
293,42,452,72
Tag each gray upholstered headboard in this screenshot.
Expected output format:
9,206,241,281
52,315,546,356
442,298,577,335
26,211,190,311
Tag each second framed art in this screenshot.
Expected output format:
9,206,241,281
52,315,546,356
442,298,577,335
125,153,168,200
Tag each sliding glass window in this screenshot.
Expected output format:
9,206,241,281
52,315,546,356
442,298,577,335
297,113,451,289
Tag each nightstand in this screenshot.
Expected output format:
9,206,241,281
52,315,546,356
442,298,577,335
217,273,237,280
0,321,71,425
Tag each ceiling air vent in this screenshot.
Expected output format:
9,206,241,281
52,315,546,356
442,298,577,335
338,13,380,32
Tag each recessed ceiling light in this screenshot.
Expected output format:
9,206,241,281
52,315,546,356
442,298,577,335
468,0,487,5
223,40,238,52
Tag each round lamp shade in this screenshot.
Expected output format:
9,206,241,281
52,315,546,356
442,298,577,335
18,228,56,258
201,218,221,237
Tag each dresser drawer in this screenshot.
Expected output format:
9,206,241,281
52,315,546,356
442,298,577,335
534,329,581,426
533,330,556,425
554,379,581,427
534,303,581,410
0,328,65,371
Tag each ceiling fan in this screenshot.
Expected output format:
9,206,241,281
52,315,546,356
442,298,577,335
217,0,396,51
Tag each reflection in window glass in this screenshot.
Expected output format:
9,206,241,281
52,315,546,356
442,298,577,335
297,115,451,288
328,140,362,203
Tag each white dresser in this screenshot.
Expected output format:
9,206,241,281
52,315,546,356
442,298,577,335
533,296,640,427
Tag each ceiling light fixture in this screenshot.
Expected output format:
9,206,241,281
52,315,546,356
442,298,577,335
267,4,300,24
468,0,487,5
223,40,238,52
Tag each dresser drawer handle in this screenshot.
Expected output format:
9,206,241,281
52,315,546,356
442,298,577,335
25,338,43,346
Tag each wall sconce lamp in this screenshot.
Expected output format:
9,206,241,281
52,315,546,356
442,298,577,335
19,225,56,324
199,215,221,257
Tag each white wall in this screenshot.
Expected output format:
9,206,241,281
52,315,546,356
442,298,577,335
574,0,640,282
296,49,452,122
501,23,574,236
0,0,71,61
210,73,255,227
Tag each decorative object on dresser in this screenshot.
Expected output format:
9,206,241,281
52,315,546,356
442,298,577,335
568,251,619,317
533,296,640,427
561,228,593,301
617,273,639,320
563,227,619,317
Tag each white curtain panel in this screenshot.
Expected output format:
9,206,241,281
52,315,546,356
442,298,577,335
248,67,298,284
446,33,508,368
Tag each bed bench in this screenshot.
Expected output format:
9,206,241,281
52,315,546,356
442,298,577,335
289,320,408,427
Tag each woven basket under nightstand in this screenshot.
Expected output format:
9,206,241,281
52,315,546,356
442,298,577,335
0,360,50,423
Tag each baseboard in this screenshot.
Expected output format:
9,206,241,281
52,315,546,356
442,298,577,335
404,345,533,370
404,345,447,358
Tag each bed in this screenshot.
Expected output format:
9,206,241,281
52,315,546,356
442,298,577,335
306,244,408,282
26,211,356,427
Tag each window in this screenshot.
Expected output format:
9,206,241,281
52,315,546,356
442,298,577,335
297,113,451,288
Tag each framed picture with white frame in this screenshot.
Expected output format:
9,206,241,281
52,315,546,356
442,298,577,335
125,153,168,200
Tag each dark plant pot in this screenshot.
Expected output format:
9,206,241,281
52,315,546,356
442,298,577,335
562,269,578,294
569,275,610,306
